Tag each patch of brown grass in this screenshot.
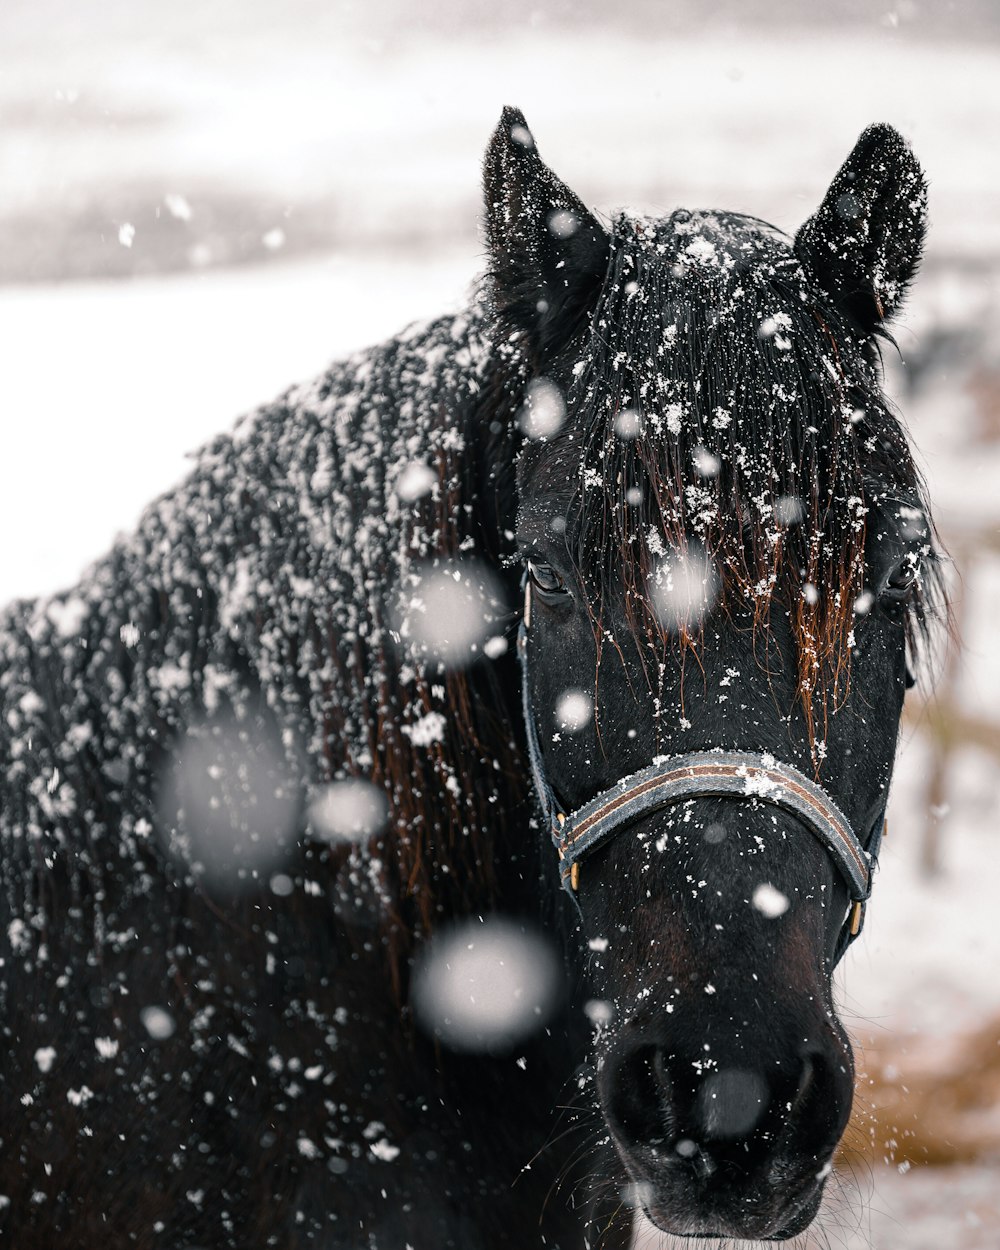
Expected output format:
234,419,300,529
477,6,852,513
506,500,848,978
846,1015,1000,1167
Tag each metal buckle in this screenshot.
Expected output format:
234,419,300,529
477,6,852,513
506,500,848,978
560,859,581,891
556,817,579,890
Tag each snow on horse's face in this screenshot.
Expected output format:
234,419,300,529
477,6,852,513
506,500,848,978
487,109,933,1239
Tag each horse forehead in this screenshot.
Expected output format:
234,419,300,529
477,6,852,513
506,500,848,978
626,208,791,263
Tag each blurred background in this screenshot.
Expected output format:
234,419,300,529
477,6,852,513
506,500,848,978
2,1,998,1245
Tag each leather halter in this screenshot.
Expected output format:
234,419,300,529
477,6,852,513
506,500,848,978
517,578,885,965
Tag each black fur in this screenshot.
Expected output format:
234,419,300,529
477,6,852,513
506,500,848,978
795,123,928,333
0,112,939,1247
484,107,610,360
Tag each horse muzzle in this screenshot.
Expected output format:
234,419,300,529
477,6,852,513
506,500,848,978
596,1011,854,1240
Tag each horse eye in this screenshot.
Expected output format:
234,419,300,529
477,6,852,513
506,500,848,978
880,556,919,612
527,559,568,598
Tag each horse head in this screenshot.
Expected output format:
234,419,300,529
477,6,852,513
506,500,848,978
484,108,938,1240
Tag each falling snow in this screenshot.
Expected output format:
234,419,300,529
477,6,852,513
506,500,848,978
752,882,790,918
411,918,560,1052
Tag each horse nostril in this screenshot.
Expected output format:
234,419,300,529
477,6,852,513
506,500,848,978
651,1045,671,1095
604,1044,671,1146
790,1051,817,1118
729,1044,850,1175
694,1068,770,1141
781,1047,849,1154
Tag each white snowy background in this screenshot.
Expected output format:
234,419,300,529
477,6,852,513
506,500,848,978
2,2,999,1246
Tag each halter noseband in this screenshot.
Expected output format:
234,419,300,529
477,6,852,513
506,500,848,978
517,579,885,965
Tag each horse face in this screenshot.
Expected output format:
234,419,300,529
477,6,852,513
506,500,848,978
488,110,932,1239
514,473,923,1238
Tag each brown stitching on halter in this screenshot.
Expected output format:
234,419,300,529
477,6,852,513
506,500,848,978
559,762,865,880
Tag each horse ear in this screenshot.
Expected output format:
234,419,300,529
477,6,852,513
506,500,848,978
795,124,927,333
484,106,610,358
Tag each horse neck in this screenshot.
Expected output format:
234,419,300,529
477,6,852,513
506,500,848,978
0,304,548,955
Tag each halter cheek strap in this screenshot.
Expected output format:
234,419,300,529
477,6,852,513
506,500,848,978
517,579,885,965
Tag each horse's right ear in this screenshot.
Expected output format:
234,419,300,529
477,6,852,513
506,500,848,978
484,106,609,359
795,124,927,335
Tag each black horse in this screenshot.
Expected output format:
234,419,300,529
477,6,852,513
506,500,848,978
0,110,939,1247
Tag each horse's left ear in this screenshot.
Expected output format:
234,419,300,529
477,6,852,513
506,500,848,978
484,106,610,358
795,124,927,333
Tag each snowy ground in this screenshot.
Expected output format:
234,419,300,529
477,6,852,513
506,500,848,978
0,248,478,601
3,4,999,1245
3,7,1000,280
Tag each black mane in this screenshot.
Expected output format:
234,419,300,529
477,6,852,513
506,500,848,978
0,308,529,948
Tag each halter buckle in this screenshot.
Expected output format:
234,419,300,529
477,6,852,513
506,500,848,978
560,858,580,891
